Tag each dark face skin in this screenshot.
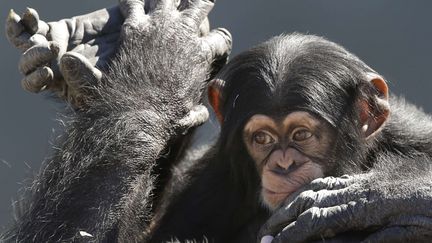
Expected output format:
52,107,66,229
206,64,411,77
242,111,336,210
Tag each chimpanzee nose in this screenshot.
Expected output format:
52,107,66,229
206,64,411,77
268,148,297,173
276,152,294,170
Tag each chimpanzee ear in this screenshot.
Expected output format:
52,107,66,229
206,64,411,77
358,73,390,139
208,79,225,124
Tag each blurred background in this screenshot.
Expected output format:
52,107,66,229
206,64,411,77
1,0,431,229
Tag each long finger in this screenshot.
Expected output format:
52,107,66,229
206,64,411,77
259,187,369,237
6,9,24,38
6,9,30,51
199,17,210,36
272,202,369,243
201,28,232,62
259,190,319,237
307,175,357,191
182,0,214,28
60,52,102,91
21,67,54,93
6,9,50,51
279,175,360,214
19,42,59,75
154,0,178,11
21,7,49,35
120,0,149,30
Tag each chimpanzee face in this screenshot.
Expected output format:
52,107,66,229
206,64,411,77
242,111,336,210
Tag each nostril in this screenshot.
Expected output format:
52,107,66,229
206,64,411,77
272,162,295,175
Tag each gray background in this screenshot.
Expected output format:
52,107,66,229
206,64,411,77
0,0,431,229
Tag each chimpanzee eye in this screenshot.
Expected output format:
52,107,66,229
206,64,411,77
253,131,275,145
292,129,312,141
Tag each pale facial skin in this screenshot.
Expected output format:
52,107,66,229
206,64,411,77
242,111,335,210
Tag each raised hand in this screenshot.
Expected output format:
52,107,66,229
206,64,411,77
6,1,213,108
259,174,432,243
6,6,123,107
60,0,232,130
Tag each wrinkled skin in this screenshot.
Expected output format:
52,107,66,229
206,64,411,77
6,0,210,107
6,1,432,243
3,0,231,241
260,173,432,243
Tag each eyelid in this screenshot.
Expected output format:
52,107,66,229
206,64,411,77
252,130,278,144
291,127,313,141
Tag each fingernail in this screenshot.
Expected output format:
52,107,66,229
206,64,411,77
7,9,24,37
261,235,274,243
8,9,17,19
41,67,54,80
39,85,47,92
7,9,20,23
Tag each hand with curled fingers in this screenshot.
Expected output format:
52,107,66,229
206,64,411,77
106,0,231,131
259,174,432,243
6,6,126,107
6,0,214,108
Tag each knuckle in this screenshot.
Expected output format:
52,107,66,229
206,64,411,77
299,207,321,229
216,28,232,41
298,190,317,203
29,34,48,46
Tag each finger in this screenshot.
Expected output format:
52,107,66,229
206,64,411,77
202,28,232,61
28,34,49,46
21,67,54,93
273,198,388,243
6,9,24,38
307,175,356,191
19,42,59,75
120,0,149,29
272,204,360,243
60,52,102,91
21,8,38,34
6,9,32,51
259,190,319,237
177,105,209,134
260,235,274,243
155,0,178,11
182,0,214,27
21,8,49,35
6,9,50,51
279,175,359,213
260,187,369,237
199,17,210,36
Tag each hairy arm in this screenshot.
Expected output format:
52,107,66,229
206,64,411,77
2,0,231,242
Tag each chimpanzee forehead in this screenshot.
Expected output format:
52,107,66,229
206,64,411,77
218,33,373,128
221,73,352,129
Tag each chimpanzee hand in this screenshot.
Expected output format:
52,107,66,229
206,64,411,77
259,174,432,243
97,0,232,133
6,6,124,106
6,1,212,108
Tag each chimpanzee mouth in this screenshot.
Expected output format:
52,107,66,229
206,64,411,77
262,187,291,195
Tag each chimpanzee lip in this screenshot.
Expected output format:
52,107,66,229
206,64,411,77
263,187,291,195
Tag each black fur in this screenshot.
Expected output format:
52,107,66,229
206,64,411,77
1,16,211,242
3,28,432,242
150,34,432,242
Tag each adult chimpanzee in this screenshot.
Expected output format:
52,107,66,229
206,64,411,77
4,0,432,243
